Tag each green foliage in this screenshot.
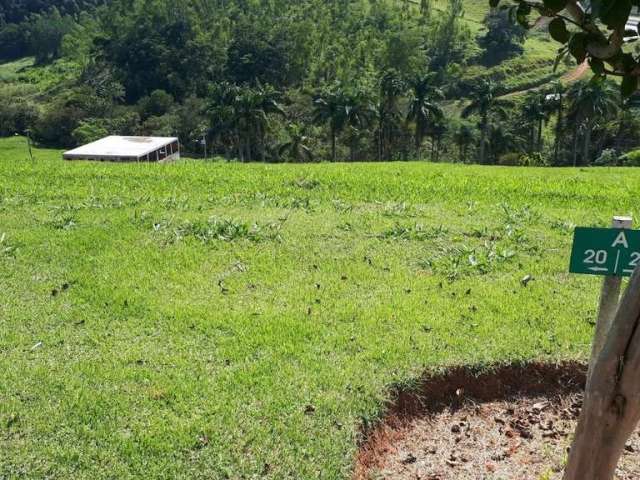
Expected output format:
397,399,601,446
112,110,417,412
1,0,105,24
478,8,527,65
594,148,619,166
619,149,640,166
0,98,39,136
27,8,76,64
3,0,640,165
495,0,639,97
71,119,109,145
137,90,175,120
498,152,525,165
0,24,28,61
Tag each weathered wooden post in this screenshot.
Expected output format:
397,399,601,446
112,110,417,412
564,216,640,480
563,267,640,480
588,216,633,383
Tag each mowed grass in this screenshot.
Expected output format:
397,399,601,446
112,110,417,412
1,136,639,479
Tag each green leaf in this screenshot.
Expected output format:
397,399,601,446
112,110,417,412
543,0,568,13
589,58,605,75
622,75,638,98
516,3,532,28
600,0,632,30
568,33,587,63
621,53,637,72
549,18,571,44
489,0,501,7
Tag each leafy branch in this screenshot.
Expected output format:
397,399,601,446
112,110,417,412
490,0,640,96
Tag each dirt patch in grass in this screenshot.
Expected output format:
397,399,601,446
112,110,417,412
354,362,640,479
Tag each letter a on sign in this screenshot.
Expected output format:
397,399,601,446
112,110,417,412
612,231,629,249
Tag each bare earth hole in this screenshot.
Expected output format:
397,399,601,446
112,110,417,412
354,362,640,480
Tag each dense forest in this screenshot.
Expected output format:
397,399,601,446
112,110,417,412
1,0,640,165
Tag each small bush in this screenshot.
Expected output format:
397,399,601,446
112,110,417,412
0,99,39,136
378,223,448,241
154,217,283,244
72,120,109,145
594,148,619,166
497,152,522,166
620,150,640,167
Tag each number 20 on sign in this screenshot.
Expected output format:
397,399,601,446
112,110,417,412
570,227,640,277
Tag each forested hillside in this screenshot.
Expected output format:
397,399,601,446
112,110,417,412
1,0,639,165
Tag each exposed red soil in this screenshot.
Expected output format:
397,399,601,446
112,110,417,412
353,362,640,480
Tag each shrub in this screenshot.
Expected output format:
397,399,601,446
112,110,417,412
137,90,175,120
72,120,109,145
497,152,522,166
32,104,86,146
0,99,39,136
0,24,28,61
594,148,619,166
620,150,640,167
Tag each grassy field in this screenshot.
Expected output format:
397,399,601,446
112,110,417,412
1,136,639,479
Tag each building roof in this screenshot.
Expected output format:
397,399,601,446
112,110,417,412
63,136,178,158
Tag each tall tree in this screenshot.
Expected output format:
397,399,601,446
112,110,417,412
461,79,510,164
566,79,619,166
278,123,314,162
521,92,548,153
312,87,349,162
377,70,406,161
406,73,443,159
452,123,476,163
208,82,284,162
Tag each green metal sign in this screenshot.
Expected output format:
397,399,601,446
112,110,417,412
570,227,640,277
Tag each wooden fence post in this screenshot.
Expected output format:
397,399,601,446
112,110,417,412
587,216,633,384
563,267,640,480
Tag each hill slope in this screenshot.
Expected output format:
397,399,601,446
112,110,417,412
1,136,634,478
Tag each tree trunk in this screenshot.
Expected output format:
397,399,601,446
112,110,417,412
331,125,337,162
553,102,563,165
563,268,640,480
572,128,579,167
583,124,592,166
537,117,543,152
479,115,488,164
377,117,383,162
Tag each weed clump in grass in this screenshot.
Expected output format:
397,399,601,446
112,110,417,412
290,177,321,190
419,242,517,281
378,223,448,241
49,215,77,230
0,232,18,257
154,217,283,244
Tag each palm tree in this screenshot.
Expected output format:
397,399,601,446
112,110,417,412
279,123,313,162
208,82,284,161
235,83,284,161
461,79,510,164
313,86,374,161
452,123,476,163
566,79,619,166
544,81,566,165
426,116,448,161
613,95,640,154
312,87,349,162
521,92,548,153
406,73,444,159
344,92,375,161
377,70,406,161
488,122,526,161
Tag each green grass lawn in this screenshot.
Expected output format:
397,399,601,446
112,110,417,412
1,136,638,479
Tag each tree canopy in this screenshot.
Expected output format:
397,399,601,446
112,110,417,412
492,0,640,96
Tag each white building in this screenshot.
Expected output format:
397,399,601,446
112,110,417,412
63,136,180,162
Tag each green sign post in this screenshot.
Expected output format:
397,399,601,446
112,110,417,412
569,227,640,277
